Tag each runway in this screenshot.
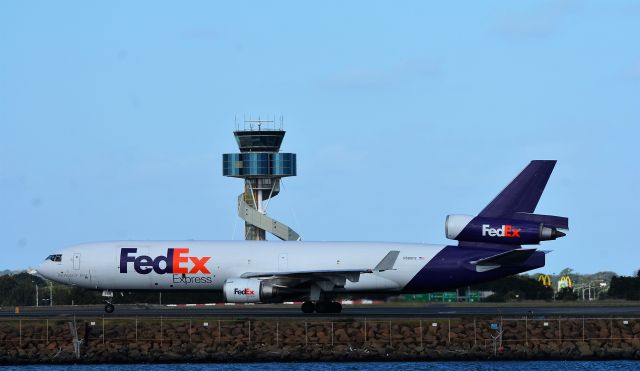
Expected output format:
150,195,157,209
3,304,640,318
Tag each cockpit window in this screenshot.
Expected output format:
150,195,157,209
45,254,62,262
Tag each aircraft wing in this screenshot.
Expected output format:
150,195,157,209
241,269,373,279
239,250,400,286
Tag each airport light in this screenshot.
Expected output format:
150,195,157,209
578,280,608,301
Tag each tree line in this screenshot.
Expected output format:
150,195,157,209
0,273,222,307
1,271,638,307
468,275,556,302
607,272,640,300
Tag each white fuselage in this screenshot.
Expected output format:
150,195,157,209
38,241,445,294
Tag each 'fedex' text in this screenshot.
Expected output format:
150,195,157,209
481,224,521,238
234,288,255,296
119,248,211,275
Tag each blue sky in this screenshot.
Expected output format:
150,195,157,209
1,1,638,274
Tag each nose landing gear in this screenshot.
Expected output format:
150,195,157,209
300,301,342,314
102,290,115,313
104,302,115,313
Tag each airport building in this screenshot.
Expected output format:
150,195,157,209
223,118,300,241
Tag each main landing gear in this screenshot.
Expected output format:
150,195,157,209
300,301,342,314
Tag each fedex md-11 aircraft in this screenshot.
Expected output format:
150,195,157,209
38,160,568,314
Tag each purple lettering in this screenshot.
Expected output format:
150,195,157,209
119,248,137,273
152,248,174,274
134,255,153,274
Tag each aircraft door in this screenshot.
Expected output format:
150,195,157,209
278,253,288,271
73,253,81,270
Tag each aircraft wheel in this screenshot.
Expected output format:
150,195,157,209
301,301,315,314
104,304,115,313
330,301,342,313
315,301,330,313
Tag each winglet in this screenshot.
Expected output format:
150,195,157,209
374,250,400,272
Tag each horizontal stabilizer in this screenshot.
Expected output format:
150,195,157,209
470,248,537,267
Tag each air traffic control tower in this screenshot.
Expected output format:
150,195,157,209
223,118,300,241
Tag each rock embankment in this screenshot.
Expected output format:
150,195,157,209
1,317,640,364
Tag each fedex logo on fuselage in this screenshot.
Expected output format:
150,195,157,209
481,224,521,238
119,248,211,275
234,288,255,296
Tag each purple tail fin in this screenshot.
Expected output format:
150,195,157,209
479,160,557,218
458,160,567,249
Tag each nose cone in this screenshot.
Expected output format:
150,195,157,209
37,261,54,280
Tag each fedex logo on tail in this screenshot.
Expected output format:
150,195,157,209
120,248,211,275
482,224,521,238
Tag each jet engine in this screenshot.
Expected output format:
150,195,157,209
222,278,279,303
445,214,566,245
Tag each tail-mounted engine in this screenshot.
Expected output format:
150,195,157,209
446,214,566,245
222,278,280,303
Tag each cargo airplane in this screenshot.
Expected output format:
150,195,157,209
37,161,568,314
